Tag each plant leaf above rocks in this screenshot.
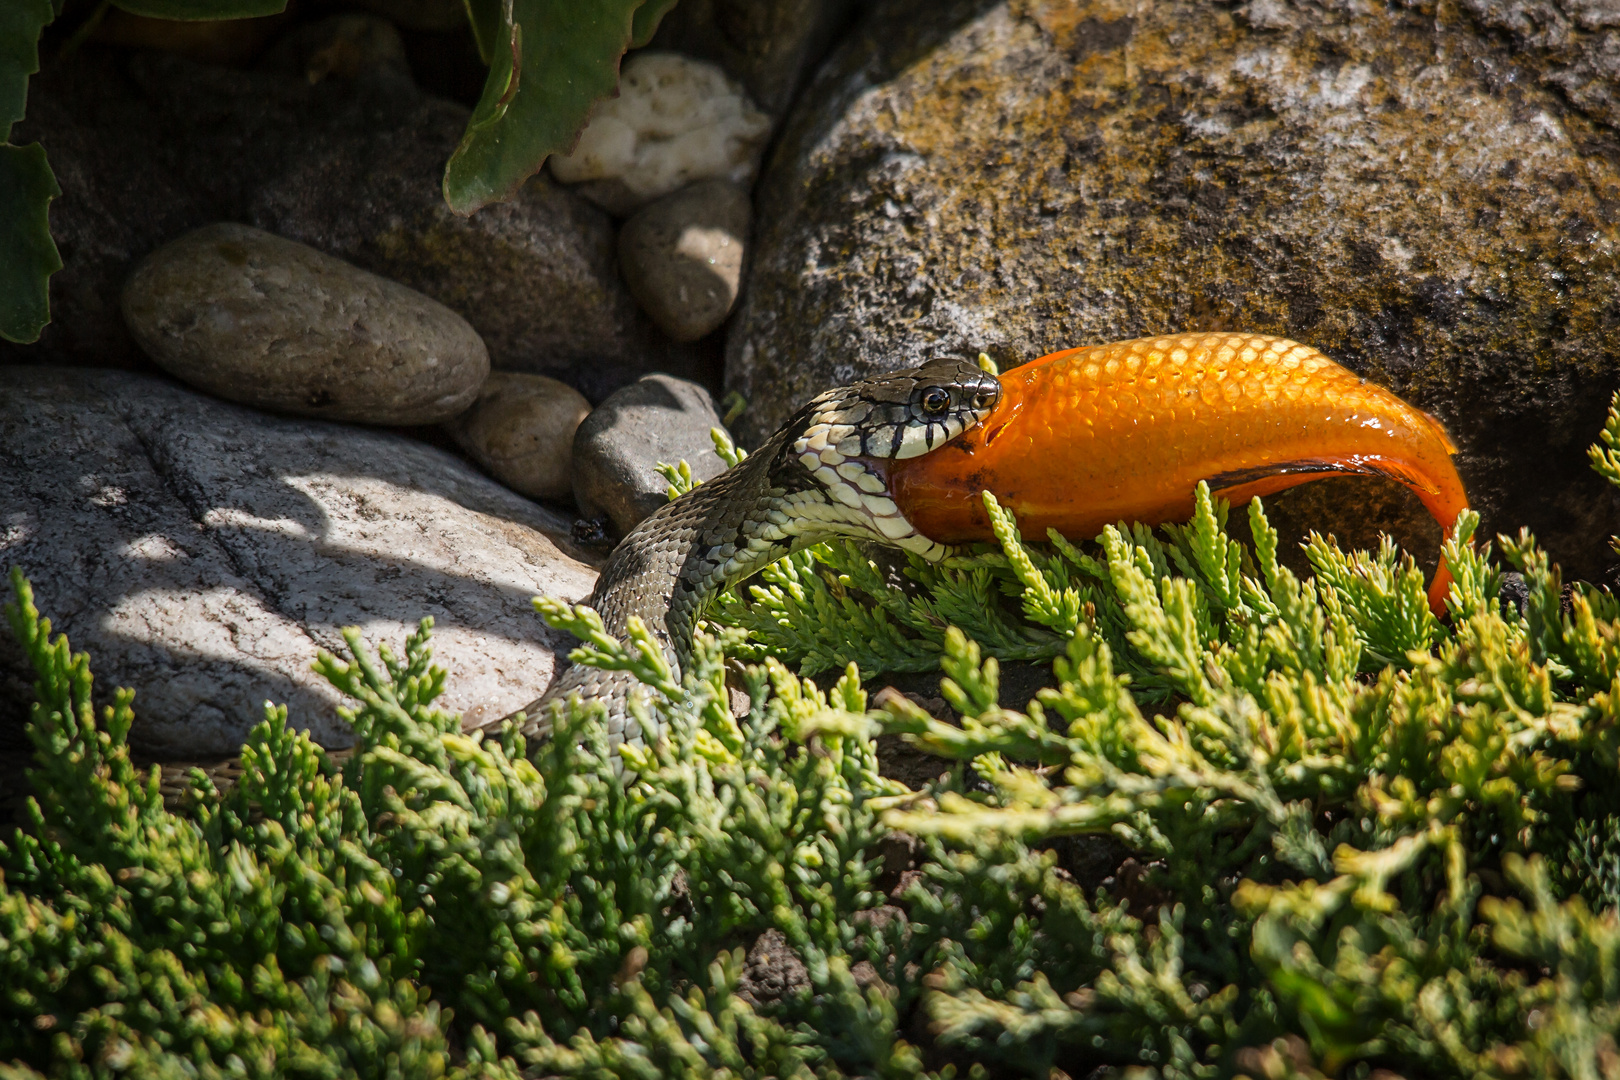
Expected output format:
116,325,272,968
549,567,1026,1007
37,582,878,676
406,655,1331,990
0,0,59,345
0,142,60,345
8,398,1620,1076
443,0,676,214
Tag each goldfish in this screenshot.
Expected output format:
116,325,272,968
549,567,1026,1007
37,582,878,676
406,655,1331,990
887,332,1468,615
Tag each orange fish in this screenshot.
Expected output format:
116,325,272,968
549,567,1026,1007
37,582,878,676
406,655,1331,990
887,332,1468,615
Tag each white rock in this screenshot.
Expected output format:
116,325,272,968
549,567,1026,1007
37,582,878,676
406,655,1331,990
0,369,597,757
550,52,771,214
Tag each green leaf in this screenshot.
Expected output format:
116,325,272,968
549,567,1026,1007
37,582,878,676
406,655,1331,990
630,0,678,47
0,141,61,344
109,0,287,20
443,0,646,215
1,0,52,136
462,0,500,66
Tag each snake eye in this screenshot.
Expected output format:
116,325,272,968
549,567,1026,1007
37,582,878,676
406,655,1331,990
920,386,951,416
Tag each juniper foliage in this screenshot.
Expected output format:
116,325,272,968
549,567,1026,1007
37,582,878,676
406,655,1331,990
4,401,1620,1076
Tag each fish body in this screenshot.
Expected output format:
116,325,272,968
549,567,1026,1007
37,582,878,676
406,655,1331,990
886,332,1468,613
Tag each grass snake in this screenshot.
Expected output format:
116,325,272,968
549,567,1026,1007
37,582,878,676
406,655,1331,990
521,357,1002,749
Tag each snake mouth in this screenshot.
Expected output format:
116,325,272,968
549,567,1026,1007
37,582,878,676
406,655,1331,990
840,454,951,557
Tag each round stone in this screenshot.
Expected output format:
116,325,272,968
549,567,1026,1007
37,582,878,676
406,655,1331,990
618,180,750,342
122,223,489,425
572,374,728,534
446,372,592,501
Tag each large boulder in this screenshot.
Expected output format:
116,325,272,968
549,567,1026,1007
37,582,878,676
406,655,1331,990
2,48,696,402
0,368,597,758
729,0,1620,580
646,0,859,119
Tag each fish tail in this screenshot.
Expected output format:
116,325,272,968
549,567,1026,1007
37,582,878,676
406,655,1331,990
1206,452,1467,618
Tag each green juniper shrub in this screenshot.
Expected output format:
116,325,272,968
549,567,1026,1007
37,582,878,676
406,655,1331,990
5,397,1620,1078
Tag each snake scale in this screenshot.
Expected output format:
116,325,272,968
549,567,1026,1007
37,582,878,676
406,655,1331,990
520,357,1002,749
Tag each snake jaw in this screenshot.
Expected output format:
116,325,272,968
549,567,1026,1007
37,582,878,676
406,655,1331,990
789,426,952,562
783,356,1001,564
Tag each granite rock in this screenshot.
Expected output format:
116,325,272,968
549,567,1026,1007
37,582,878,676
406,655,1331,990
572,374,728,534
123,224,489,425
729,0,1620,581
646,0,858,118
446,372,592,501
619,180,750,341
0,368,597,757
2,50,696,403
550,52,772,216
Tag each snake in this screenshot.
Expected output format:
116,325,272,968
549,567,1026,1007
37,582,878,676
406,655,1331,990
121,358,997,808
519,357,1003,749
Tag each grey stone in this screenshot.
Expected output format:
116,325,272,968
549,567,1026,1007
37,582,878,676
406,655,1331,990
619,180,750,342
446,372,592,501
123,224,489,425
0,368,597,758
2,50,698,403
572,374,727,534
728,0,1620,582
646,0,859,118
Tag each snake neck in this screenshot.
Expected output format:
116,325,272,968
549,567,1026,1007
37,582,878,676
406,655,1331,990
531,420,948,747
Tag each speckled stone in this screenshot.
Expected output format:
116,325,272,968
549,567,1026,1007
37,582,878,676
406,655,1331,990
729,0,1620,581
446,372,592,501
572,374,728,535
619,180,750,341
122,223,489,425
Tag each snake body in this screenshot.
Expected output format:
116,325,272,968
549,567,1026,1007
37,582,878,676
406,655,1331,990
523,358,1001,747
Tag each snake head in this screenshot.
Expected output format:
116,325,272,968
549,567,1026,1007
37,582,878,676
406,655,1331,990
787,357,1002,560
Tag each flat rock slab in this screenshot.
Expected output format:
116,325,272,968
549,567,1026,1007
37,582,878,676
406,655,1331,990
0,369,597,758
